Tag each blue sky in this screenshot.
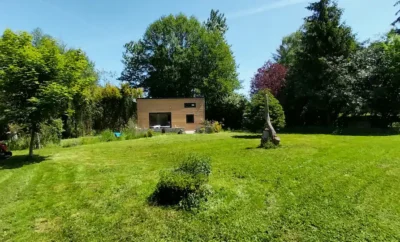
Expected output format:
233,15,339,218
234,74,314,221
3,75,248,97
0,0,396,95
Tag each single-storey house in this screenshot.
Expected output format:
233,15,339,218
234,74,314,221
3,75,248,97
137,98,205,131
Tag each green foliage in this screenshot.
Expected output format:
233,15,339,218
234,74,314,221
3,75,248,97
150,154,212,210
120,13,239,116
393,1,400,28
283,0,358,126
197,120,223,134
392,122,400,133
146,129,153,138
61,136,101,148
273,30,303,67
196,127,206,134
120,127,138,140
206,93,248,130
99,129,117,142
204,9,228,35
212,121,223,133
176,154,211,177
93,83,143,131
39,119,64,146
0,29,98,155
7,136,30,150
323,32,400,126
261,141,280,149
244,90,286,132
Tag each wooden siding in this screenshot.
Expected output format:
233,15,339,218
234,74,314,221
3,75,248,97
137,98,205,130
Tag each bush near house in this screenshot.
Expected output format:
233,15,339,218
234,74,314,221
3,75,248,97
196,120,223,134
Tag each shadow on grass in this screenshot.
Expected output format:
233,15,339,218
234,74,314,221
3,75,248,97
0,155,49,169
232,135,261,139
280,127,400,136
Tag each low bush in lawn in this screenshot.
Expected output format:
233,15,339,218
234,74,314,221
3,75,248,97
146,129,154,138
150,154,212,210
99,129,117,142
196,120,223,134
260,141,280,149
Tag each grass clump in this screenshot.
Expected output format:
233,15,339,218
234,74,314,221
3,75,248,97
146,129,154,138
260,141,280,149
196,120,223,134
99,129,117,142
150,154,212,210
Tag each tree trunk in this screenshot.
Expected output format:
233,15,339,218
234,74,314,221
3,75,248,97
36,132,41,149
261,94,280,147
29,127,35,157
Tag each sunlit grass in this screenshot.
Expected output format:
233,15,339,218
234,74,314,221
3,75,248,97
1,132,399,241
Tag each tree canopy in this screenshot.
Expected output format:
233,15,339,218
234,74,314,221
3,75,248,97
204,10,228,35
120,13,240,117
0,29,97,156
273,30,302,67
250,61,287,97
283,0,358,126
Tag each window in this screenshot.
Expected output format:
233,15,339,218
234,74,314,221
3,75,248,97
149,113,171,127
186,114,194,123
184,103,196,108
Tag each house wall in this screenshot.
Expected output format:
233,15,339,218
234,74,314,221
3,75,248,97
137,98,205,130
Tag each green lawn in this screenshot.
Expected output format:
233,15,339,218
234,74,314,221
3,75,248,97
1,133,400,241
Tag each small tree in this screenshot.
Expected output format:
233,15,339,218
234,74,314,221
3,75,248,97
0,29,94,156
244,90,286,132
250,61,287,97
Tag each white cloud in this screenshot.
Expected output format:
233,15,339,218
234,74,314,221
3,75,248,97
227,0,310,19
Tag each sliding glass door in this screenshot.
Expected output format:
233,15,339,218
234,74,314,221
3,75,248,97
149,113,171,127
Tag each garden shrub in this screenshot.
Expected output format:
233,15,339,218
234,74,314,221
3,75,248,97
177,154,211,176
150,154,212,210
197,127,205,134
243,89,286,132
8,119,64,150
8,135,30,150
121,127,137,140
391,122,400,133
80,136,101,145
261,141,280,149
146,129,154,138
39,119,64,146
99,129,117,142
212,121,223,133
197,120,223,134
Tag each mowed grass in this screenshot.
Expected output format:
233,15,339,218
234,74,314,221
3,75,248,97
1,133,400,241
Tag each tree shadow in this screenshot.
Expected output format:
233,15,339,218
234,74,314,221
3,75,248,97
0,155,49,169
281,127,400,136
232,135,261,139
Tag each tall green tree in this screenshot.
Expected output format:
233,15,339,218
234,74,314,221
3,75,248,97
0,29,96,156
204,10,228,35
284,0,357,125
273,30,302,67
325,32,400,127
393,1,400,29
120,13,239,118
93,83,143,131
